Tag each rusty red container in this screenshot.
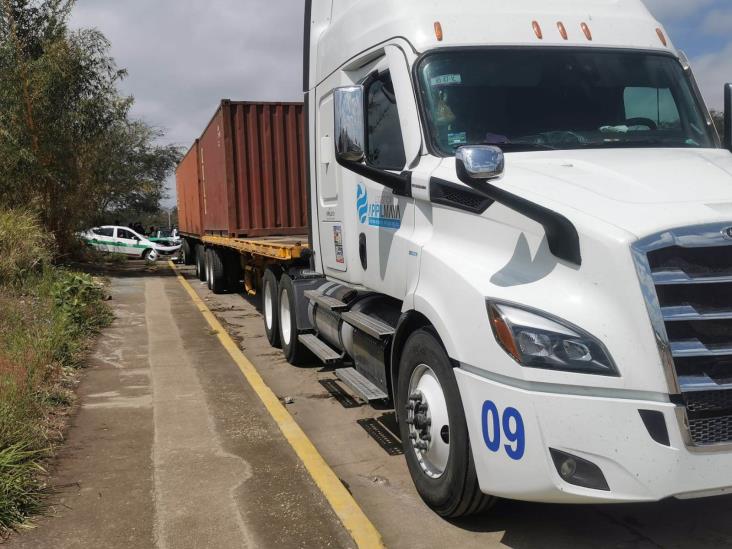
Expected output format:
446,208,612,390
193,100,308,237
176,140,204,236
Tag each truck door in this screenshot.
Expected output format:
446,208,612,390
315,45,419,298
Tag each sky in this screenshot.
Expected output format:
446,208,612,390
71,0,732,208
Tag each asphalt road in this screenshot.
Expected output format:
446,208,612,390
8,262,732,548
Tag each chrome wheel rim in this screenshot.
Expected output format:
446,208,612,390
407,364,450,479
264,280,274,331
280,289,291,345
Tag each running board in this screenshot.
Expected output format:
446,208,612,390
298,334,342,365
303,290,348,312
336,367,388,402
341,311,395,340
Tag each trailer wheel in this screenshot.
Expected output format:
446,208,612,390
262,269,281,348
195,245,206,282
397,328,494,518
205,249,213,290
208,248,227,294
181,239,195,265
278,275,310,365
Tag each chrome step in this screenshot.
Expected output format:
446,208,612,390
298,334,342,365
671,339,732,359
304,290,348,312
663,305,732,322
653,269,732,286
341,311,395,339
335,367,388,402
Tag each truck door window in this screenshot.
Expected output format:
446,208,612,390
366,72,406,170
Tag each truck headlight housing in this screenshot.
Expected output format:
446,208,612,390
487,301,618,376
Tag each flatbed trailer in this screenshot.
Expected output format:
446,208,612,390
180,233,310,296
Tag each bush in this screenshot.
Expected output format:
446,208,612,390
0,210,111,533
0,210,54,286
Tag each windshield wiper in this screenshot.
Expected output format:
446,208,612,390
576,138,699,149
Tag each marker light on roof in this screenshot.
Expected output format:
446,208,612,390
434,21,443,42
581,22,593,41
656,28,667,46
532,20,543,40
557,22,568,40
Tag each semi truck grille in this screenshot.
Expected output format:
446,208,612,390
634,224,732,447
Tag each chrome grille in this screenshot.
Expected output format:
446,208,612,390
633,224,732,447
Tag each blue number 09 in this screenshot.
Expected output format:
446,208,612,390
481,401,525,461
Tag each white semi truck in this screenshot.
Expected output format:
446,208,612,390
251,0,732,517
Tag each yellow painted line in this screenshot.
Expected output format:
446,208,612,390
168,262,384,548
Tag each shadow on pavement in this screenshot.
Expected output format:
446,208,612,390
451,493,732,548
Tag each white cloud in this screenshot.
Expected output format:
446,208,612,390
701,9,732,35
692,41,732,110
642,0,714,20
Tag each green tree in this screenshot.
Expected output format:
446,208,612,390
0,0,180,253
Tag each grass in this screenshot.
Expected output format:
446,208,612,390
0,210,111,535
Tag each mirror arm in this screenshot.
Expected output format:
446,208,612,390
336,156,412,197
454,173,582,266
725,83,731,152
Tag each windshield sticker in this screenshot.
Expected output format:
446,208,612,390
431,74,462,87
448,132,467,147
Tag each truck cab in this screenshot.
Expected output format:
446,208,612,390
282,0,732,516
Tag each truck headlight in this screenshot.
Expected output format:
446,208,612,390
487,301,618,376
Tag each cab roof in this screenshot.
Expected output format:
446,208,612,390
306,0,673,90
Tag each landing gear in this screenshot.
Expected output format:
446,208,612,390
397,328,494,518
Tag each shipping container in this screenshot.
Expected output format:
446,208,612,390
176,141,203,236
195,100,308,238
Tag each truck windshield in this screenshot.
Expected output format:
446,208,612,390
417,49,716,155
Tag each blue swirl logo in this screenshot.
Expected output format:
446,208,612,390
356,183,368,224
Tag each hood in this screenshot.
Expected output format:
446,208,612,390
441,148,732,239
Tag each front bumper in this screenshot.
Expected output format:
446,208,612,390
456,367,732,503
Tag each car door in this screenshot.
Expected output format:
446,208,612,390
115,228,143,256
90,227,114,252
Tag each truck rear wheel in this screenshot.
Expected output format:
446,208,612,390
181,239,195,265
208,248,227,294
397,328,494,518
262,268,281,348
195,245,206,282
278,275,310,365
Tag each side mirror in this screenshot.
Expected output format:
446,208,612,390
725,83,731,152
334,85,366,163
455,145,505,184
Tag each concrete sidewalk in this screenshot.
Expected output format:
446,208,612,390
7,268,352,549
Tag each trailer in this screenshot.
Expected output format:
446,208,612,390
176,99,311,294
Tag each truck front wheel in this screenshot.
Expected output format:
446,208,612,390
397,328,494,518
262,269,281,348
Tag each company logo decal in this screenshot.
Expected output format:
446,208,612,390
356,183,401,230
722,227,732,240
357,184,368,224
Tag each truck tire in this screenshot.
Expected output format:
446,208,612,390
262,268,281,348
397,328,494,518
195,245,206,282
208,248,227,294
278,274,310,365
181,239,195,265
